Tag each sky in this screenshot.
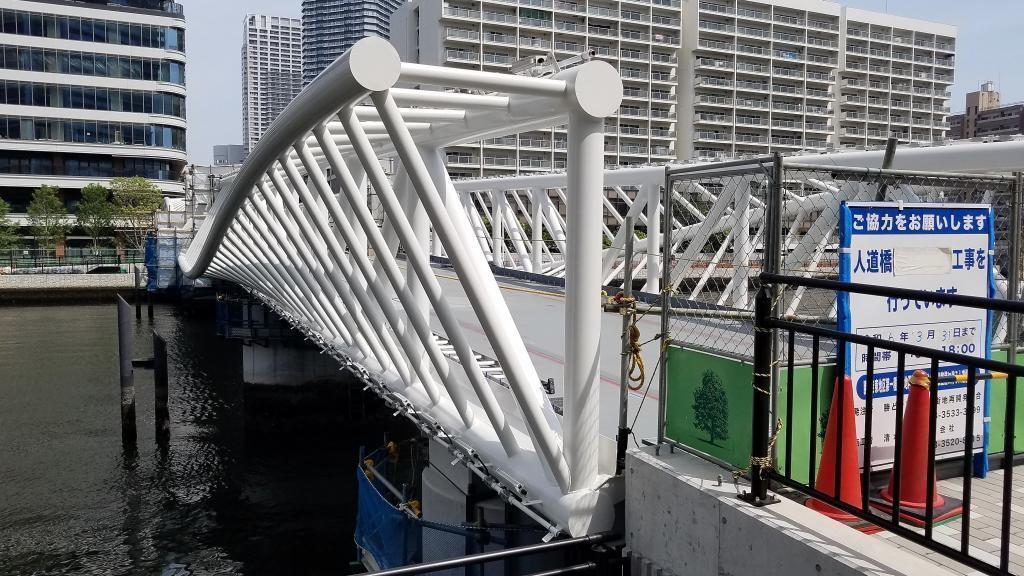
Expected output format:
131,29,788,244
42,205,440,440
180,0,1024,165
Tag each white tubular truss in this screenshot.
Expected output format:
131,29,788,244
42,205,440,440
453,139,1024,319
181,37,623,536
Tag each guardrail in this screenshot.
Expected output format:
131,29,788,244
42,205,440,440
753,273,1022,576
0,249,144,273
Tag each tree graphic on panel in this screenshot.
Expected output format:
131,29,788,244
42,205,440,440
692,370,729,446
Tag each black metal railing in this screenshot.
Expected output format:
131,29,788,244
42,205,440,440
0,248,144,273
751,272,1023,576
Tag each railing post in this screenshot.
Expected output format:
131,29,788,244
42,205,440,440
744,283,777,505
153,331,170,446
657,169,673,450
617,215,636,475
1009,172,1022,368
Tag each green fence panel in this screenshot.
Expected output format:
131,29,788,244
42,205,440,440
664,345,753,470
775,364,836,485
986,349,1024,455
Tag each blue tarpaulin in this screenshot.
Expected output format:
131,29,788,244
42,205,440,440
354,467,422,569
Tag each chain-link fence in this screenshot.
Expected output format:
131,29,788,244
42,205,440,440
661,158,1021,364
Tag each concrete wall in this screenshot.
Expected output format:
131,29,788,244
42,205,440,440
626,446,955,576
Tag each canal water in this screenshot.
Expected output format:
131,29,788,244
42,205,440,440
0,302,410,575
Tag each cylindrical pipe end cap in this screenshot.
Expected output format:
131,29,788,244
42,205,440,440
350,37,402,92
570,60,623,119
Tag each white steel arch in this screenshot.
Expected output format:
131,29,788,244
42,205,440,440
182,37,624,536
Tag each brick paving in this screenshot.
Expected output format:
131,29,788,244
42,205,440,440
873,465,1024,575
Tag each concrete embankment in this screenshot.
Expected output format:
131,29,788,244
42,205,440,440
0,274,136,303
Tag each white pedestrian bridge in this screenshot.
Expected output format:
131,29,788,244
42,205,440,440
182,37,1024,538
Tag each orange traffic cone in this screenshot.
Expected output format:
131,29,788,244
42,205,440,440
871,370,963,526
807,375,862,523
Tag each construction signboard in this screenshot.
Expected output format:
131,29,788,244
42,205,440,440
839,202,994,467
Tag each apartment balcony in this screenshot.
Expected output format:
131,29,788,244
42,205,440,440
651,53,676,64
773,67,803,79
519,158,552,169
446,28,480,42
843,127,865,136
844,95,867,105
651,128,675,138
482,11,518,24
738,25,770,39
695,58,733,70
774,13,806,27
651,146,674,157
805,54,836,65
771,119,801,130
735,115,767,127
623,88,651,100
520,15,554,28
651,91,674,101
446,155,479,166
651,72,675,83
695,113,732,125
805,105,831,116
734,44,769,59
553,0,584,13
805,122,831,132
870,33,892,43
736,6,769,21
891,84,912,93
773,32,805,45
772,84,803,95
651,0,681,8
806,88,832,99
651,15,680,27
619,144,650,155
482,156,516,168
844,78,867,88
519,36,552,49
771,136,804,147
693,95,733,107
805,139,828,149
443,7,481,19
589,25,618,38
772,101,803,113
519,137,552,149
618,126,648,136
735,133,767,144
651,33,680,46
619,107,649,118
737,98,770,110
847,44,868,55
445,49,480,63
736,62,769,75
485,136,517,147
482,53,514,65
699,20,736,34
806,37,838,49
485,32,517,45
807,19,839,32
619,49,648,61
806,71,834,83
698,2,733,15
696,131,731,142
587,5,617,18
736,80,769,92
649,109,674,119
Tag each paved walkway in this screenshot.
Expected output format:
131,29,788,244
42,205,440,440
875,464,1024,575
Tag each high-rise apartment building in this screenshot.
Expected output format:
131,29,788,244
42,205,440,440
949,82,1023,140
391,0,682,177
213,144,245,165
302,0,405,85
684,1,955,160
391,0,955,175
242,14,302,154
0,0,187,217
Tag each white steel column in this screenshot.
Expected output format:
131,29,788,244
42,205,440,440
492,189,505,267
564,109,604,492
530,188,544,273
561,61,621,492
732,181,751,308
643,182,661,293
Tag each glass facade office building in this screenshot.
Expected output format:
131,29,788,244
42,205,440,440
0,0,186,218
301,0,405,85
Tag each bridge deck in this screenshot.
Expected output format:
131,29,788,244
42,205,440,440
429,263,666,444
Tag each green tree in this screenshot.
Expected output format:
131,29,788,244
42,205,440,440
27,185,69,249
111,176,162,251
77,183,114,249
0,198,17,250
692,370,730,445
